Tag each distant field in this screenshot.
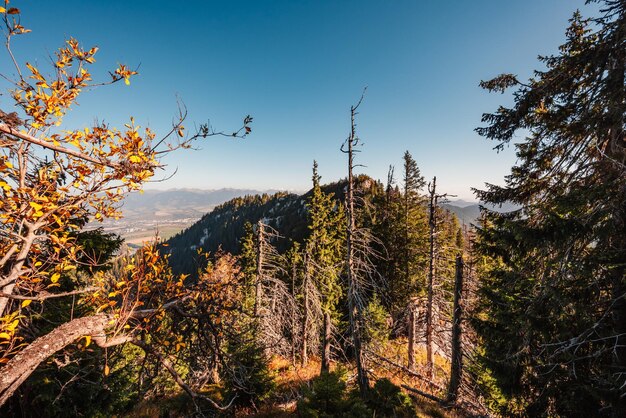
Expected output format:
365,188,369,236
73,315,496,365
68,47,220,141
123,224,193,248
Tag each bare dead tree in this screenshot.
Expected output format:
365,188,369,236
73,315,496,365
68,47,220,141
455,227,492,416
301,246,311,367
446,255,464,404
290,250,299,366
254,221,265,318
425,176,454,377
408,298,417,371
251,222,298,357
341,92,369,396
339,90,388,396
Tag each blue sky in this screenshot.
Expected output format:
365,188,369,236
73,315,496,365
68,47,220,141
2,1,593,199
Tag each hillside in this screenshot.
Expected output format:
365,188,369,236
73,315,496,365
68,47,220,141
92,188,273,247
164,180,352,276
164,176,469,277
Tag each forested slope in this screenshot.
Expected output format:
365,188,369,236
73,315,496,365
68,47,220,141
165,179,354,276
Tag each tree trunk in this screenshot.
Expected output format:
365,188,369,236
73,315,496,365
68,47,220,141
607,43,626,418
321,311,332,373
345,101,369,396
426,176,437,377
0,314,113,406
0,229,36,317
291,261,298,367
446,255,463,404
254,221,264,318
407,302,416,371
301,250,310,368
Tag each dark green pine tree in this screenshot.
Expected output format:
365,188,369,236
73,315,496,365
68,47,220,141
376,165,403,316
400,151,428,299
474,3,626,416
306,161,346,373
238,221,258,315
376,153,428,319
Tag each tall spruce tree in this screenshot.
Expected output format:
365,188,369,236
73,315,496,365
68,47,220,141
400,152,428,370
474,2,626,415
306,161,346,373
400,152,428,299
238,221,258,315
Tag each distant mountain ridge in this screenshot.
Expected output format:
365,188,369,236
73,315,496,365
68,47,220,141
443,201,521,225
163,180,352,276
118,188,278,221
161,182,522,275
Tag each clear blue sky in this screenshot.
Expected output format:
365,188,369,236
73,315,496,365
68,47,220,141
2,1,593,199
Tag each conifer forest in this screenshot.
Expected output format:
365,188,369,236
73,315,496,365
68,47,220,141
1,1,626,417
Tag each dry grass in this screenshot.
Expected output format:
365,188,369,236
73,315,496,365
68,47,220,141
124,341,460,417
252,346,458,418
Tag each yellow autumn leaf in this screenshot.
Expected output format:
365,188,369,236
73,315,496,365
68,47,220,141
21,299,32,308
84,335,92,347
0,7,5,13
128,155,141,163
6,320,19,332
50,273,60,283
29,202,43,211
104,365,110,376
0,333,10,340
124,77,130,86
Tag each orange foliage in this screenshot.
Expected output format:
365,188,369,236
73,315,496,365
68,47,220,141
0,2,249,366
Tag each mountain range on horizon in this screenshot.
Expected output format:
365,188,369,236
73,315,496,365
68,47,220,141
117,188,513,226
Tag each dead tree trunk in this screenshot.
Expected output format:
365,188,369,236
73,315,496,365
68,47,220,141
321,311,332,373
301,249,310,367
342,94,369,396
446,255,464,404
426,176,437,377
291,258,298,366
254,221,264,318
407,301,417,371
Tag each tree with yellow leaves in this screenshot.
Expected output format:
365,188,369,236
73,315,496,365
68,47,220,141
0,3,251,408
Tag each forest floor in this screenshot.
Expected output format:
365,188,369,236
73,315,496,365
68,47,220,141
125,339,464,417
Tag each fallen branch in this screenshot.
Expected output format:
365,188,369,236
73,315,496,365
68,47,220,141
401,384,446,404
366,349,447,393
132,339,236,411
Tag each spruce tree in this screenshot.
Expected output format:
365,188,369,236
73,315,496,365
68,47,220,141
475,2,626,415
400,151,428,370
306,161,346,373
400,152,428,300
238,221,258,315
